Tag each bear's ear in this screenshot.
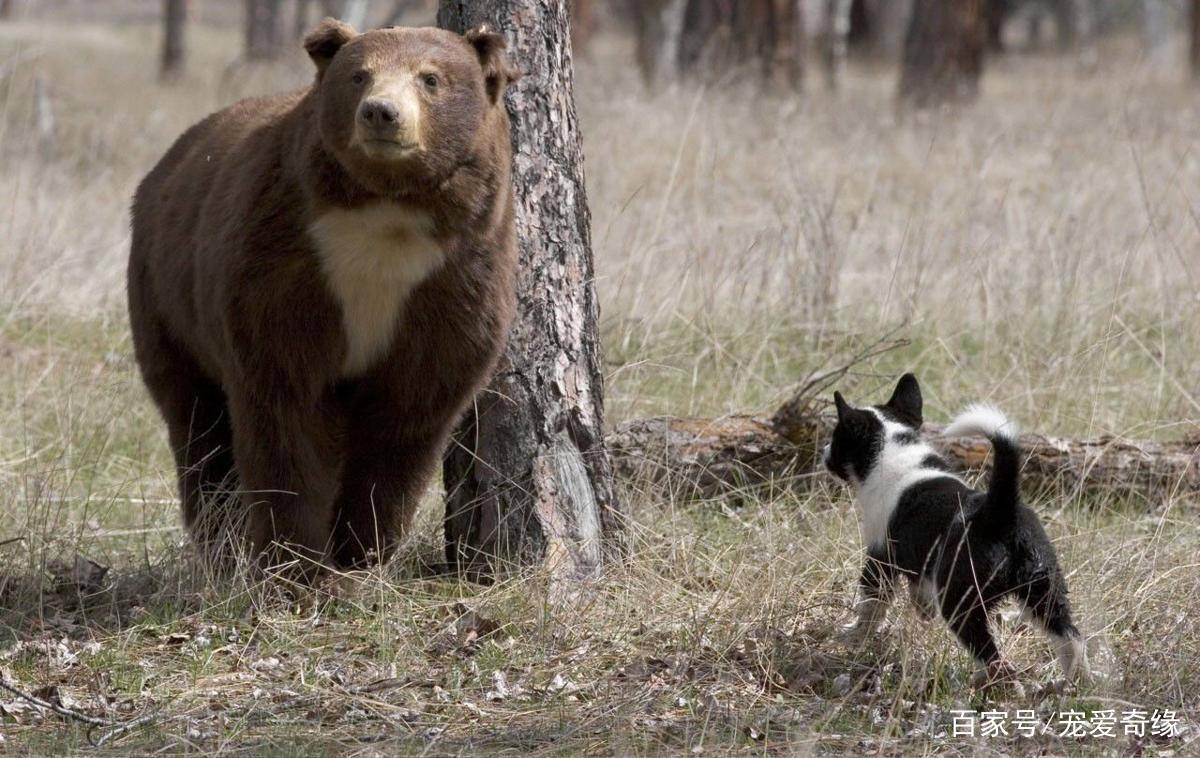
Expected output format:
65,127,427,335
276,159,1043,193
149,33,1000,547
465,25,522,105
884,373,923,427
305,18,357,78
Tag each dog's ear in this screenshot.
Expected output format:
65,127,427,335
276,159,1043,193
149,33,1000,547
834,391,849,421
885,373,922,427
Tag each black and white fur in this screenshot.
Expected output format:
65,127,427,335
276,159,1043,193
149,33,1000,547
823,374,1088,685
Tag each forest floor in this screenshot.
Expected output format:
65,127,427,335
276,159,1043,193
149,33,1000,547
2,10,1200,756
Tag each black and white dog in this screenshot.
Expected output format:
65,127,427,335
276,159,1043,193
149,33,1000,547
823,374,1087,686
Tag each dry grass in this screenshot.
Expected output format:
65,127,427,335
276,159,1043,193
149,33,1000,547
1,10,1199,755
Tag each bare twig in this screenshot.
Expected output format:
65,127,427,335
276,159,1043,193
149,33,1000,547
770,328,911,440
0,676,160,746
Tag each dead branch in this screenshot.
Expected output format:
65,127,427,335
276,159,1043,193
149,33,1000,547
607,409,1200,502
0,676,161,746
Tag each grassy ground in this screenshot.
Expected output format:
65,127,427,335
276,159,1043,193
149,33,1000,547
2,12,1199,755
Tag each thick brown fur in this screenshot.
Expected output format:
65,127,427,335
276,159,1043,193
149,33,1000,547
128,20,520,574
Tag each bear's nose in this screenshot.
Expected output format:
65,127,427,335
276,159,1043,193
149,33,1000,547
359,98,401,128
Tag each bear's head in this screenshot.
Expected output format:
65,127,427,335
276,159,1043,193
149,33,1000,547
304,19,520,195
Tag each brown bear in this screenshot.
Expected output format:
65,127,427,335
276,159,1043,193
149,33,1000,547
127,19,520,573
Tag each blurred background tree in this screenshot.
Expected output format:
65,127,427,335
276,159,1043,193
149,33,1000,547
898,0,986,106
161,0,187,79
1191,0,1199,79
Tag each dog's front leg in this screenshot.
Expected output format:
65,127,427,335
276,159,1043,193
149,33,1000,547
841,553,896,646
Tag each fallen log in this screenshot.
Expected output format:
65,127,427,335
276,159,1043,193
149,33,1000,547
606,411,1200,503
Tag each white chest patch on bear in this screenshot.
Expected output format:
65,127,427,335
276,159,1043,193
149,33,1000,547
310,203,446,377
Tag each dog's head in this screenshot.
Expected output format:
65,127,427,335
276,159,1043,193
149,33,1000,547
823,373,924,485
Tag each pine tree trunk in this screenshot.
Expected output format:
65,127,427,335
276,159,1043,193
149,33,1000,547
1141,0,1170,70
384,0,426,27
295,0,313,38
161,0,187,80
898,0,986,106
628,0,687,88
764,0,805,91
672,0,804,90
875,0,913,59
569,0,596,56
822,0,852,90
245,0,284,60
1051,0,1078,50
437,0,622,579
1191,0,1200,80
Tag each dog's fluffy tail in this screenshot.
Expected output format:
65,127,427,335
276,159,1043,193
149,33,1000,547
944,404,1020,515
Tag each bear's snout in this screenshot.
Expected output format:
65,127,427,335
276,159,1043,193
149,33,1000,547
355,81,422,155
360,98,401,128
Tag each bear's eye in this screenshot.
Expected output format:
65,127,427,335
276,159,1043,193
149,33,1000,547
351,71,367,86
421,73,439,90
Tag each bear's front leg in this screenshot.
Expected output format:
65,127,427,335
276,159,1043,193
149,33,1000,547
331,390,448,569
227,385,346,578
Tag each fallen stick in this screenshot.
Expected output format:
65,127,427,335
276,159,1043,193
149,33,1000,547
606,411,1200,502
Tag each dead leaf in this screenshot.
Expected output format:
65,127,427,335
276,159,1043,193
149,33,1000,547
160,632,191,647
454,603,501,642
68,555,109,591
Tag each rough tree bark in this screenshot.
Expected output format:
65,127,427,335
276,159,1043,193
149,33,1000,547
161,0,187,80
898,0,986,106
438,0,622,578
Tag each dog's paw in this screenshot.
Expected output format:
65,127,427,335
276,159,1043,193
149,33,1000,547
971,662,1027,698
837,623,872,648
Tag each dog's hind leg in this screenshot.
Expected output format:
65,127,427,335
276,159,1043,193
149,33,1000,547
908,576,939,621
946,604,1022,690
1018,574,1089,682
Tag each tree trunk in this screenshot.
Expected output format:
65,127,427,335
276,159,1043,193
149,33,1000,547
0,0,13,20
437,0,622,579
339,0,373,28
673,0,804,90
161,0,187,80
569,0,597,56
1191,0,1200,80
1141,0,1170,70
1050,0,1079,50
295,0,313,38
898,0,986,106
245,0,284,60
384,0,429,26
626,0,687,89
764,0,805,90
822,0,852,90
875,0,912,59
984,0,1009,51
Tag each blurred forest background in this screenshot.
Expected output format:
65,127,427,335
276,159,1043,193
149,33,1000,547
1,0,1199,753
